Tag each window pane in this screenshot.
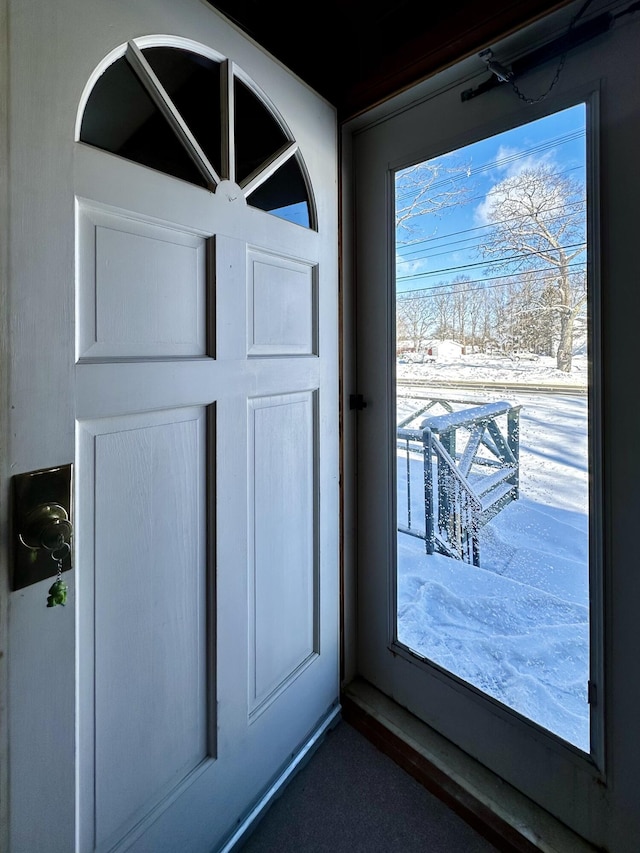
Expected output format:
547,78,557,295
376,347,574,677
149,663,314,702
234,78,288,184
395,104,590,750
142,47,223,177
247,156,311,227
80,56,207,187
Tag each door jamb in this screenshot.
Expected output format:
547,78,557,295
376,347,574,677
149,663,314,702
0,0,10,846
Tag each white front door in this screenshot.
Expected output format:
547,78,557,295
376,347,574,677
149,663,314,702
4,3,339,852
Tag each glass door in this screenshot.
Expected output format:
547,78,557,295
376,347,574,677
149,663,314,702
347,2,638,842
394,104,590,752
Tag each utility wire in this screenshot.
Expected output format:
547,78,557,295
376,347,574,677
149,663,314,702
397,220,586,264
396,200,586,252
395,128,584,200
397,241,586,280
396,165,584,220
396,261,586,298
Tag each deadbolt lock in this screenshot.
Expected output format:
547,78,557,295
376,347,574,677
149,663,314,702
11,464,73,591
19,503,73,553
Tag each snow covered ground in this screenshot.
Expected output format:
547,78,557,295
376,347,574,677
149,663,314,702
395,355,590,751
398,352,589,388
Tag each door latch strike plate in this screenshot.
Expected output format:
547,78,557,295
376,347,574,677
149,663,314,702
349,394,367,411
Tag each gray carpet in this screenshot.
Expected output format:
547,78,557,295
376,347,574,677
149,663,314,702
238,721,499,852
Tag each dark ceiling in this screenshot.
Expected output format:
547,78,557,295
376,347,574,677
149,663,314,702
207,0,573,119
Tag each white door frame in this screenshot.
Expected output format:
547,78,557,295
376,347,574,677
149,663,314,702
341,1,640,849
0,0,10,848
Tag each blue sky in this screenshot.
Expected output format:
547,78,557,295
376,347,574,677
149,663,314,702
395,103,586,297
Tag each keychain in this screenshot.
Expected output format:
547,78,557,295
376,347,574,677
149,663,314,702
46,544,69,607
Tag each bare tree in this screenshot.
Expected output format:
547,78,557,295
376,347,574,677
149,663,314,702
432,284,455,340
396,160,471,236
461,280,485,352
450,275,473,345
479,164,586,371
396,294,434,353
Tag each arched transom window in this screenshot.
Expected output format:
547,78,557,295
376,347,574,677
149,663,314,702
80,41,315,228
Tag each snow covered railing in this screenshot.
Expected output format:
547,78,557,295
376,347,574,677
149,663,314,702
397,396,454,428
397,400,521,566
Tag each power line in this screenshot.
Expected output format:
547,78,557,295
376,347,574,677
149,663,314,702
396,200,585,255
398,276,585,301
397,223,586,266
396,241,586,281
395,129,585,202
396,164,585,222
395,130,585,200
396,261,587,298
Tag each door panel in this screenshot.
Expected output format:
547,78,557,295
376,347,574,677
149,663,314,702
6,3,338,851
78,408,208,850
77,204,207,360
248,391,318,716
246,249,317,357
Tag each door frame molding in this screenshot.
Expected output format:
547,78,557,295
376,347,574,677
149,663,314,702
0,0,10,846
339,1,640,847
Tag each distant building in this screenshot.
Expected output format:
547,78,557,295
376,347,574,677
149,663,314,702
426,339,464,359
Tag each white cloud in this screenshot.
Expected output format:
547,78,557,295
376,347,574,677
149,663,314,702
474,147,558,225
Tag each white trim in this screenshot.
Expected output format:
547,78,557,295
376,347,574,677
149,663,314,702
385,83,607,776
133,33,226,63
221,60,234,182
0,0,10,848
75,41,128,140
125,41,221,187
343,1,627,840
74,37,318,223
584,84,605,772
217,705,341,853
242,141,298,196
74,34,227,156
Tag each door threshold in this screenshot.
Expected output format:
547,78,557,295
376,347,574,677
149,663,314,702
341,678,601,853
220,703,342,852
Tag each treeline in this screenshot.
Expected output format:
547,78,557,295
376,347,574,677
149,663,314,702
397,268,586,357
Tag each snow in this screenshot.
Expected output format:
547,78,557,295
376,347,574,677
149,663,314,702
395,355,590,751
398,352,588,389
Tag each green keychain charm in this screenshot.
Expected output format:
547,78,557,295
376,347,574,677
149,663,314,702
47,578,68,607
47,553,68,607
